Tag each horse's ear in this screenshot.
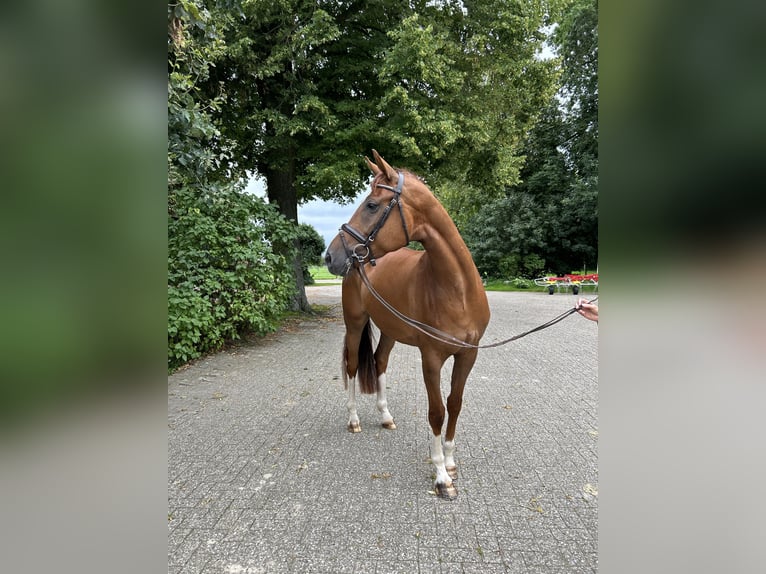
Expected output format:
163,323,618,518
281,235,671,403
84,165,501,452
365,156,381,175
372,149,398,182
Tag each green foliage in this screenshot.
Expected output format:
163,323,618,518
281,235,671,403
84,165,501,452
166,0,596,367
297,223,325,285
189,0,566,308
307,265,337,281
376,1,563,227
168,0,227,189
498,253,547,279
168,1,299,370
201,0,562,208
168,185,297,370
510,277,536,289
297,223,326,266
483,278,544,292
203,0,409,200
463,0,597,278
463,191,547,278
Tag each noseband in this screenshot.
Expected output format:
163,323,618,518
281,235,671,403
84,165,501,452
338,171,410,271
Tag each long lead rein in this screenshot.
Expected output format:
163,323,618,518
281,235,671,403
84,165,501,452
356,262,597,349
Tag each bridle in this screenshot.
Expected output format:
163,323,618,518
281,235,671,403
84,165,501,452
338,171,410,273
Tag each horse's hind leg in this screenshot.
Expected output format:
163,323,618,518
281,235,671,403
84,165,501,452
346,373,361,433
343,327,364,433
374,333,396,430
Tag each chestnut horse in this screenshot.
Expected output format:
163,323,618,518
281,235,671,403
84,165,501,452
324,150,490,499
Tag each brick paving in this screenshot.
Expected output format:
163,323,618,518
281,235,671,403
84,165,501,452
168,285,598,573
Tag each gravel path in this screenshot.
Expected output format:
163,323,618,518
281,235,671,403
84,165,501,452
168,284,598,573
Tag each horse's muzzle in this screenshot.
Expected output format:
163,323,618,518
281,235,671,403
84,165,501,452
324,251,344,277
324,237,349,277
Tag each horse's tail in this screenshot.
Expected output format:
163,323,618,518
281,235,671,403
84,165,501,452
357,321,378,394
342,320,378,395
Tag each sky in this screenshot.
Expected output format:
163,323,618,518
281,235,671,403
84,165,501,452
245,177,366,251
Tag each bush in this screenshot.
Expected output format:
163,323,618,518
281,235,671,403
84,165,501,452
297,223,325,286
498,254,521,279
510,277,535,289
168,184,297,371
521,253,545,278
497,253,546,281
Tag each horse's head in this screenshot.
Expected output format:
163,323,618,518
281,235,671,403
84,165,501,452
325,150,413,276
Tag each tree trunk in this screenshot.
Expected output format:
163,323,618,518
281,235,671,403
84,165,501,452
264,158,312,313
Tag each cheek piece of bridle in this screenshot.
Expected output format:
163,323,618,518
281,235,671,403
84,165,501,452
338,171,410,272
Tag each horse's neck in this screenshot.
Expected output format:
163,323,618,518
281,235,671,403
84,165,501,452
418,208,481,291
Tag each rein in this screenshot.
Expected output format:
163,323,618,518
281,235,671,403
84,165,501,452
356,261,597,349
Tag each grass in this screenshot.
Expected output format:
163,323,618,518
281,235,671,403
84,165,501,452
484,280,545,293
484,269,598,293
483,280,598,293
308,266,598,293
308,265,342,282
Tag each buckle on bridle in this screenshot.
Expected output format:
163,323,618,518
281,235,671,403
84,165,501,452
352,244,370,262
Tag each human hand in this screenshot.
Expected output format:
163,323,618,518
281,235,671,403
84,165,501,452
576,298,598,322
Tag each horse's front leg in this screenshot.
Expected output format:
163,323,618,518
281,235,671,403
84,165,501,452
422,352,456,500
443,349,479,480
374,333,396,430
443,439,457,481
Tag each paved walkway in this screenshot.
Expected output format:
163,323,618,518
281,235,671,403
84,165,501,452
168,285,598,573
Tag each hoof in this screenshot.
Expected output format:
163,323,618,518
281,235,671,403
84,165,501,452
446,466,458,481
381,420,397,430
434,481,458,500
347,422,362,433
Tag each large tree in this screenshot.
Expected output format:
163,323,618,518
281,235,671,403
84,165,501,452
205,0,410,310
375,0,562,228
168,1,297,369
463,0,597,277
203,0,562,308
551,0,598,271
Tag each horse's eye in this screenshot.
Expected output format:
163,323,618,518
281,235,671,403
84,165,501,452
366,202,379,213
